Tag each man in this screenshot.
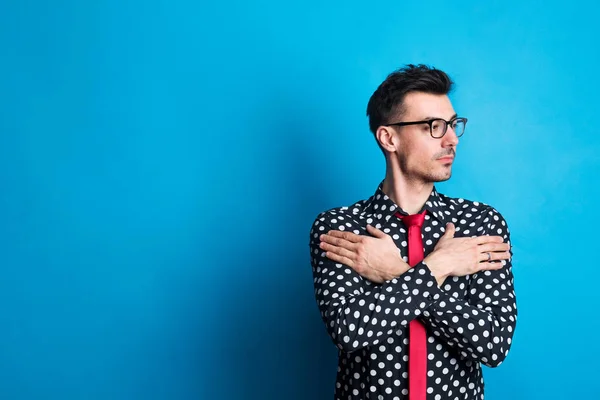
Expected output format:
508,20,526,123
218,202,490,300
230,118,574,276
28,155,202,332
308,64,517,400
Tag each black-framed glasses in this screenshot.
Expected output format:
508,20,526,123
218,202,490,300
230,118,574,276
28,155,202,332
384,117,468,138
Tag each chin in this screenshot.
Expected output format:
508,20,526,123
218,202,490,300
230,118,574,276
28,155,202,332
427,171,452,183
410,167,452,183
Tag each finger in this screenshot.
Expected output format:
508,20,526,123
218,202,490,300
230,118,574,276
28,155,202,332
323,230,363,243
323,251,354,268
473,235,505,245
494,251,511,261
320,242,356,260
478,250,511,263
478,248,511,261
366,224,386,239
320,234,359,250
478,242,511,253
479,261,504,272
443,223,456,238
478,251,490,263
478,251,500,263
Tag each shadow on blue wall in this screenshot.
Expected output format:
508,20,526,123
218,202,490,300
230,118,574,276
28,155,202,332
203,103,341,399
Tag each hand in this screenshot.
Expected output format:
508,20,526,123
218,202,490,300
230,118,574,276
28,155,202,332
424,223,511,286
319,225,410,284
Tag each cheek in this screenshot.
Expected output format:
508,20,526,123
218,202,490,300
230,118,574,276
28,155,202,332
405,141,434,164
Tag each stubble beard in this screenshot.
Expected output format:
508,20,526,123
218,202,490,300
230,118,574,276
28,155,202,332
397,154,453,185
420,168,452,184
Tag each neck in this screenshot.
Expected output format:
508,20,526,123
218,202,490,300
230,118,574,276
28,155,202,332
381,166,434,215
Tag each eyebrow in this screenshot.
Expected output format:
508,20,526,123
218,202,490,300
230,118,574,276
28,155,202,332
422,113,458,121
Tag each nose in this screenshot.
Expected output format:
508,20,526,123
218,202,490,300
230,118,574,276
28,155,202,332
442,126,459,147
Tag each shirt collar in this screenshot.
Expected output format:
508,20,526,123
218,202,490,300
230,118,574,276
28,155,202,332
365,180,447,224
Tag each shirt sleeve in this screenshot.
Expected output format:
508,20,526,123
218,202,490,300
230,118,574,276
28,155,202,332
419,208,518,367
309,213,444,353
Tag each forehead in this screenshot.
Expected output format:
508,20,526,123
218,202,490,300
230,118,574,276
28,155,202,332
402,92,455,119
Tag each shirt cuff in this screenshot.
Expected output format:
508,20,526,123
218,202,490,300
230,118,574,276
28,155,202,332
382,261,443,314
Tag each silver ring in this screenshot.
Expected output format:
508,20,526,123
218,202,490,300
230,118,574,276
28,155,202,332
486,252,491,262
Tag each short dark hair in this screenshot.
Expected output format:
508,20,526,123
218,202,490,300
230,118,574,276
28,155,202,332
366,64,454,134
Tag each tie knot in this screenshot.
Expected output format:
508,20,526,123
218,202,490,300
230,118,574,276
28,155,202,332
396,210,427,228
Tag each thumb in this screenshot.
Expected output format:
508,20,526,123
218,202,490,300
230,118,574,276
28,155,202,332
366,224,386,239
442,222,456,239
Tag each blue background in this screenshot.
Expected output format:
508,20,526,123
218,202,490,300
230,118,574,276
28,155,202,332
1,1,598,399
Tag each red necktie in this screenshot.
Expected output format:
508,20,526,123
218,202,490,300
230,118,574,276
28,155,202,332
396,210,427,400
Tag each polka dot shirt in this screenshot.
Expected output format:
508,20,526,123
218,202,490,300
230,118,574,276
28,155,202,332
309,182,517,399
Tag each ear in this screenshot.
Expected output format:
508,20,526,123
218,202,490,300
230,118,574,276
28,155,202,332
375,126,398,154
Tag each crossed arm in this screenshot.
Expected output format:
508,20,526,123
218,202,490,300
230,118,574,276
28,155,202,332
309,209,517,367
